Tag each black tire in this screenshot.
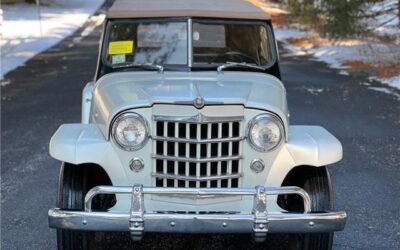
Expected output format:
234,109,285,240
279,166,334,250
56,163,93,250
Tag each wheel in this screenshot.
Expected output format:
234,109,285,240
56,163,116,250
278,166,334,250
56,163,93,250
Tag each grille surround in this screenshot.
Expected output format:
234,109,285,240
152,114,243,188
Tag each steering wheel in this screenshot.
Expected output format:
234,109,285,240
211,51,258,64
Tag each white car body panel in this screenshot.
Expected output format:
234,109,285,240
91,71,289,139
81,82,94,124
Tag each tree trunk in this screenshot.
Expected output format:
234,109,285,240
398,0,400,24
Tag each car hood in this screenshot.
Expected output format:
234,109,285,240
91,71,288,137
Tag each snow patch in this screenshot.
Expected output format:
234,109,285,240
370,75,400,90
275,26,400,91
379,75,400,90
363,0,399,37
369,86,400,100
1,79,11,87
274,27,308,41
306,87,324,95
1,0,104,81
70,14,105,44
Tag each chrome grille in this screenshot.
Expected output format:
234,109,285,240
152,115,243,188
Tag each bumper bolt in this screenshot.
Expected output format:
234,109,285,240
309,221,315,227
82,219,87,225
222,222,227,227
170,221,175,227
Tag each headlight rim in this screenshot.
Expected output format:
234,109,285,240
247,112,285,152
111,112,149,151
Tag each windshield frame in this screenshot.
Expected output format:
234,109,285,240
99,17,277,74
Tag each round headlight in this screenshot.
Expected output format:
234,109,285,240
247,113,284,152
112,112,149,151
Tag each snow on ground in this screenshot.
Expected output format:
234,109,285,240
275,26,400,92
364,0,399,37
1,0,104,82
266,1,400,93
368,86,400,100
275,27,399,68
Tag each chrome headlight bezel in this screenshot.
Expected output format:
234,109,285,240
111,112,149,151
247,113,285,152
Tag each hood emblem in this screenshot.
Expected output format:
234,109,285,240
193,96,205,109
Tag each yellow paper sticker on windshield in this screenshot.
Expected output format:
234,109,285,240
108,41,134,55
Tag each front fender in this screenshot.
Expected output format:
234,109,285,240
286,125,342,167
264,125,342,209
49,124,108,164
49,123,130,186
266,125,342,188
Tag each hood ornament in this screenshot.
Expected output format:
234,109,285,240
193,96,205,109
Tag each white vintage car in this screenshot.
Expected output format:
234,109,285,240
48,0,346,249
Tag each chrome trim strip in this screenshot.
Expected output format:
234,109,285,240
152,136,243,143
153,114,244,123
188,18,193,67
48,209,347,234
151,173,243,181
152,154,242,163
173,100,224,105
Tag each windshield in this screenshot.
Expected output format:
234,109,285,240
104,20,273,68
105,21,188,66
193,22,272,65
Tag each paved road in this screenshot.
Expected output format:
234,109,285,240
1,13,400,250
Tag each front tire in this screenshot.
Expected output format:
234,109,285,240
56,163,93,250
279,166,334,250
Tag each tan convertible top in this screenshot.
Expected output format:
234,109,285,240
107,0,271,20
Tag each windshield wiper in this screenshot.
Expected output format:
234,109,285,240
217,62,265,73
113,63,164,73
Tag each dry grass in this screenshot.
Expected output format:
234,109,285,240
286,36,330,49
246,0,291,27
343,60,400,79
269,11,291,27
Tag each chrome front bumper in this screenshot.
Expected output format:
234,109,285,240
48,185,347,242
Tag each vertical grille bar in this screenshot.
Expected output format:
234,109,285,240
237,122,242,187
163,122,168,187
185,123,190,188
217,123,222,188
206,123,212,188
196,123,201,188
174,123,179,187
228,122,233,187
